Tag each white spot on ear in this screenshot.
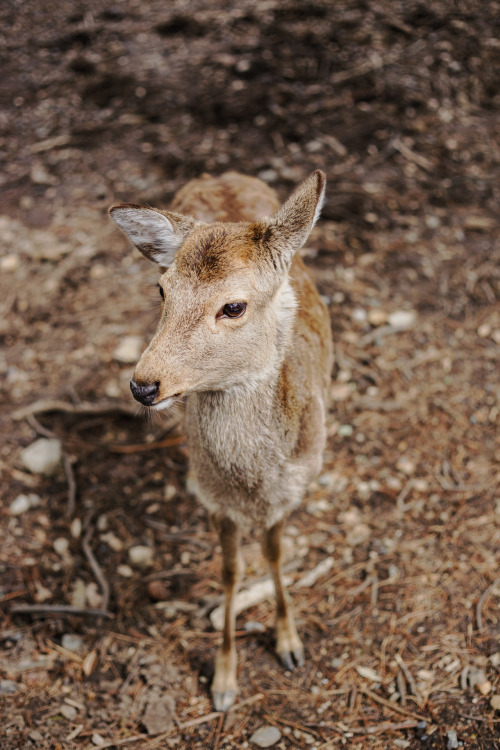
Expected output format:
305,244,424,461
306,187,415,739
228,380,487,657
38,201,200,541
312,183,326,228
110,207,184,265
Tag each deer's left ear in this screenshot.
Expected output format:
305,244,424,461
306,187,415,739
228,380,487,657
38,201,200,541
259,170,326,271
109,204,199,266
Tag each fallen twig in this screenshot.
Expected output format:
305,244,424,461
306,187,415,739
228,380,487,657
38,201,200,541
359,686,427,722
476,575,500,632
13,398,139,421
395,654,421,704
63,454,77,516
107,434,185,453
83,525,110,611
10,604,113,619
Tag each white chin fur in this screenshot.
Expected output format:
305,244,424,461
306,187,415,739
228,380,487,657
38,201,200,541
150,397,177,411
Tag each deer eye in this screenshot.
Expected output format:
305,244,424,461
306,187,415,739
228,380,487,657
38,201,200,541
158,284,164,300
217,302,247,320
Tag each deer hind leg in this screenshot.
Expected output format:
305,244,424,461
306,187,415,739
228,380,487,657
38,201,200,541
262,519,304,670
211,515,242,711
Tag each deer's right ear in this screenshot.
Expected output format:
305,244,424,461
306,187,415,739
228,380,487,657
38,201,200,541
109,205,198,266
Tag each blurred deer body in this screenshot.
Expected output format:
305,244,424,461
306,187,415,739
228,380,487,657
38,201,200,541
110,170,333,711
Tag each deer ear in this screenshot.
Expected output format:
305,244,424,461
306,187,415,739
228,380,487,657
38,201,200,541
262,170,326,271
109,204,198,266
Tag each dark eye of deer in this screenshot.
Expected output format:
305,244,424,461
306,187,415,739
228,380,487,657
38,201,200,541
217,302,247,319
158,284,164,300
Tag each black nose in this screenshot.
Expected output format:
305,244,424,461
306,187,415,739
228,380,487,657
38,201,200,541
130,379,159,406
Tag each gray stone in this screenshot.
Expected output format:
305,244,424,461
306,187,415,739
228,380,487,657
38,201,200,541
250,725,282,747
61,634,84,652
128,545,154,569
0,679,19,694
446,729,459,749
20,438,62,475
10,493,41,515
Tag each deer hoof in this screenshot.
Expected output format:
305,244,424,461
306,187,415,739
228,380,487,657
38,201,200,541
212,688,237,712
278,645,304,671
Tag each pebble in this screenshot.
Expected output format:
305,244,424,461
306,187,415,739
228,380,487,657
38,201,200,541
250,725,282,748
70,517,82,539
352,308,367,323
10,493,41,515
53,537,70,557
59,704,78,720
164,484,177,501
128,545,154,569
396,456,416,475
244,621,266,633
0,254,20,272
0,679,19,694
113,335,143,364
367,308,388,326
337,424,354,437
446,730,459,749
61,634,84,652
117,564,134,577
20,438,62,475
147,580,169,601
387,310,417,330
490,694,500,710
100,532,123,552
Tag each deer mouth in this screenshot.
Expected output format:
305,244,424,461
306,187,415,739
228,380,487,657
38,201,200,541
150,393,183,411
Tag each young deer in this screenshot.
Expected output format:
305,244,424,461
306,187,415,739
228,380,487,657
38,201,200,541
110,170,333,711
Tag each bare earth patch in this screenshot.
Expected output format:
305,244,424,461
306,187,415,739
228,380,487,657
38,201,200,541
1,1,499,748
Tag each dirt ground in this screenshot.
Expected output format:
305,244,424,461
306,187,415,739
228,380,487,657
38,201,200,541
1,1,500,748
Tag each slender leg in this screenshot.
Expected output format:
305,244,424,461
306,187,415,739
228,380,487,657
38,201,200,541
262,519,304,670
211,515,241,711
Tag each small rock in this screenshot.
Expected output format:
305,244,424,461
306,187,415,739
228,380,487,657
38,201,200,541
70,517,82,539
245,621,266,633
250,725,282,748
0,254,20,272
91,732,106,746
394,741,411,749
71,578,87,608
62,634,84,652
337,424,353,437
147,580,170,601
396,456,416,475
10,493,40,515
367,308,388,326
53,537,70,557
85,582,102,608
117,564,134,577
330,383,353,401
346,523,370,546
477,678,492,695
129,545,154,569
82,650,98,677
446,729,459,749
20,438,62,475
477,323,491,338
113,335,143,364
490,694,500,711
100,532,123,551
352,308,367,323
34,581,52,603
59,703,78,720
0,679,19,695
164,483,177,501
387,310,417,330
